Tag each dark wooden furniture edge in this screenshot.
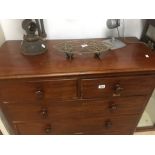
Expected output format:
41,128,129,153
0,71,155,81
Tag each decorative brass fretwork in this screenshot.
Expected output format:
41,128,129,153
54,40,112,60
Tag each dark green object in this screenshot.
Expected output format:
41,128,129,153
21,19,47,55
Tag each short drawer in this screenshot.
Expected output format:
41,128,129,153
0,79,77,103
14,115,138,135
81,76,155,99
4,96,147,122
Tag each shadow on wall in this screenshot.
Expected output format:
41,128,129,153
0,24,5,46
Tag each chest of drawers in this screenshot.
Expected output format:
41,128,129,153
0,38,155,135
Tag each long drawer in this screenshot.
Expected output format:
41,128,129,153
4,96,147,122
81,76,155,99
14,115,138,135
0,79,77,102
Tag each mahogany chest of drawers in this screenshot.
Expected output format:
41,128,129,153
0,38,155,135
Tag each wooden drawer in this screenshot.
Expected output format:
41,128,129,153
0,79,77,103
81,76,155,99
4,96,146,122
14,115,138,135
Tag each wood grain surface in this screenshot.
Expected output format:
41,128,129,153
0,38,155,79
0,37,155,135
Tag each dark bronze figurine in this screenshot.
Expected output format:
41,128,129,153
21,19,47,55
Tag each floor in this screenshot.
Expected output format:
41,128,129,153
134,131,155,135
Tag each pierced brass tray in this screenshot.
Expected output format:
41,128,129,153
53,40,113,59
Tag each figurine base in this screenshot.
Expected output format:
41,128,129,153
21,40,47,56
103,38,126,50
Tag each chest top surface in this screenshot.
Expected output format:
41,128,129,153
0,37,155,79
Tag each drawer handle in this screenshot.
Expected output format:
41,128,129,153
109,103,117,111
40,108,48,118
113,84,124,96
105,120,112,129
44,124,52,134
35,90,44,99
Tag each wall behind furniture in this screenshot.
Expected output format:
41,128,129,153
145,90,155,124
0,22,5,46
0,24,8,134
0,19,145,40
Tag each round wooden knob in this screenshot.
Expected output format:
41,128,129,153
115,84,123,91
40,108,48,118
109,103,117,111
105,120,112,129
113,84,124,96
44,125,52,134
35,89,44,99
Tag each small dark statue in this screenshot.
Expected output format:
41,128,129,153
21,19,47,55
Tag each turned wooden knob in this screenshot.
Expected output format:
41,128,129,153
44,125,52,134
113,84,124,96
105,120,112,129
109,103,117,111
35,89,44,99
40,108,48,118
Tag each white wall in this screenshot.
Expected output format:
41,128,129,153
0,19,145,40
0,22,5,46
145,89,155,124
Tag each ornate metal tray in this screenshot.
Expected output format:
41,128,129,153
53,40,113,60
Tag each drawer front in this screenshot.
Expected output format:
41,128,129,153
14,115,138,135
5,96,146,122
0,79,77,102
81,76,155,99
